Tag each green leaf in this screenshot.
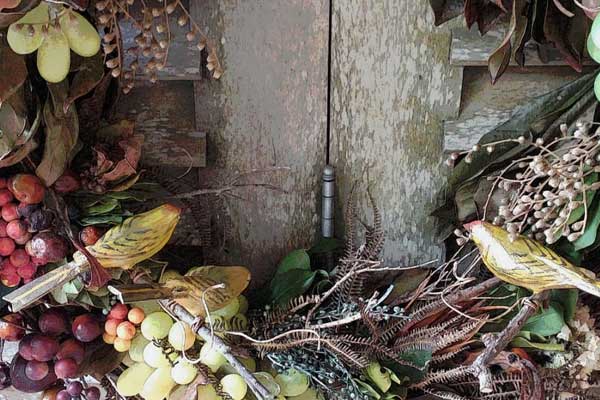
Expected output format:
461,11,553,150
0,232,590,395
388,269,429,301
275,250,311,277
511,336,565,351
382,349,432,384
522,303,565,337
573,196,600,250
355,379,381,399
79,214,124,226
270,269,316,305
550,289,578,322
84,198,120,215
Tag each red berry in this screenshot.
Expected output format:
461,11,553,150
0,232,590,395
56,339,85,364
109,303,129,320
0,238,15,256
0,313,25,341
1,259,16,274
53,170,81,194
10,174,45,204
25,233,68,263
16,262,36,279
54,358,78,379
22,278,32,284
10,249,30,267
7,220,27,241
14,232,31,245
72,314,101,343
79,226,102,246
0,190,13,207
1,203,18,222
30,256,47,266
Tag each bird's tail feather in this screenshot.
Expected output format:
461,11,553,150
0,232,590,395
575,277,600,298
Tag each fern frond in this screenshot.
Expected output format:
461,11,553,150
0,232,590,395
431,317,487,352
411,366,471,389
360,190,384,260
344,186,358,258
421,387,470,400
430,347,464,364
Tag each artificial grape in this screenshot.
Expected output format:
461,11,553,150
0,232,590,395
104,318,121,336
56,390,70,400
129,334,149,363
199,341,227,372
132,301,161,315
11,247,31,267
19,334,35,361
14,232,32,246
109,303,129,320
220,357,256,375
116,362,154,396
39,309,67,336
143,342,173,368
0,190,12,207
114,337,132,353
103,332,116,344
275,368,310,397
7,222,28,242
212,297,240,319
7,12,45,54
1,203,19,221
122,353,136,367
25,360,49,381
171,360,197,385
0,237,15,256
36,26,70,83
85,386,101,400
28,209,54,232
167,321,194,351
237,295,249,315
66,381,83,396
56,339,85,364
59,10,101,57
30,335,59,361
139,366,176,400
0,267,20,287
196,384,220,400
0,313,25,341
0,221,7,237
116,321,136,340
593,12,600,48
26,233,68,263
16,262,36,279
140,312,172,340
127,307,145,325
72,314,101,342
17,203,39,218
54,358,78,379
220,374,248,400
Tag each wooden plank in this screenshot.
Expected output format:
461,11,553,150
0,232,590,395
120,0,202,80
330,2,463,266
114,80,206,167
191,1,328,287
451,26,594,67
444,67,588,151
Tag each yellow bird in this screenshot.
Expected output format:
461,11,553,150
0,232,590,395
108,266,251,316
464,220,600,296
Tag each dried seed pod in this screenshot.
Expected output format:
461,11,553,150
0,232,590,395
156,24,166,33
111,68,121,78
106,58,119,69
103,32,116,43
186,31,196,42
166,2,176,14
98,14,110,24
177,15,188,26
95,1,107,10
159,40,168,49
152,8,162,17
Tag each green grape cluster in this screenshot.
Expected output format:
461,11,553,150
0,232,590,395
114,269,320,400
7,3,100,83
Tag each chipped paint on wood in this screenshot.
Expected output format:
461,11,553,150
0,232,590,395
192,0,328,287
330,1,462,266
444,67,586,151
114,81,206,167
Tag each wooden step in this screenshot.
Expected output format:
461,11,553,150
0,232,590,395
443,66,587,152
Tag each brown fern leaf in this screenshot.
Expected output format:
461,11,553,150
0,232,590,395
344,186,358,258
392,315,463,347
325,340,370,369
478,392,522,400
411,366,471,389
422,387,470,400
334,335,424,370
430,347,464,364
360,190,385,260
431,317,488,352
358,301,382,339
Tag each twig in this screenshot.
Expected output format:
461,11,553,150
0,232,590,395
156,298,272,400
469,292,547,393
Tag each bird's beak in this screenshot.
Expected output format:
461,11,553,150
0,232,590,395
463,220,483,232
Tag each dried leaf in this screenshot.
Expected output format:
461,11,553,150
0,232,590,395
490,0,508,12
0,0,38,28
0,43,26,104
464,0,482,28
36,82,79,186
488,0,527,84
0,0,21,11
0,139,37,168
78,342,124,380
428,0,465,25
101,136,143,182
0,102,26,158
543,0,582,72
64,53,105,114
96,120,135,141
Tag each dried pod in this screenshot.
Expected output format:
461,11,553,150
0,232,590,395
151,8,162,17
177,15,188,26
166,2,176,14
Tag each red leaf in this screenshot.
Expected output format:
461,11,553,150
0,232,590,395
464,0,482,28
543,0,583,72
0,0,20,11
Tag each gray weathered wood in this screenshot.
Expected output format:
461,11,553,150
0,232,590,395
330,2,463,266
444,67,585,151
114,80,206,167
192,0,328,287
451,26,594,67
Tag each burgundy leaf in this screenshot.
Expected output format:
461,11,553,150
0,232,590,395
429,0,466,26
0,43,26,104
544,0,583,72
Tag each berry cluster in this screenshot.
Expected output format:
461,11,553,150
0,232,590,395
103,303,146,353
0,174,65,287
56,381,101,400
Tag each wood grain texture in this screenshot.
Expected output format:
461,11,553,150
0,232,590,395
330,2,463,266
444,67,585,151
192,0,328,287
451,26,594,67
114,80,206,167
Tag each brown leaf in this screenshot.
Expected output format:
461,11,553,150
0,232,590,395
96,120,135,142
0,43,26,105
464,0,483,28
429,0,465,26
0,102,26,158
489,0,509,12
109,171,141,192
476,2,506,35
543,0,583,72
36,82,79,186
0,0,21,11
64,53,105,114
0,140,37,168
78,342,124,380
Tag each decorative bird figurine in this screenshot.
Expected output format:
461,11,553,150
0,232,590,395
108,266,251,316
4,204,181,312
464,220,600,296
